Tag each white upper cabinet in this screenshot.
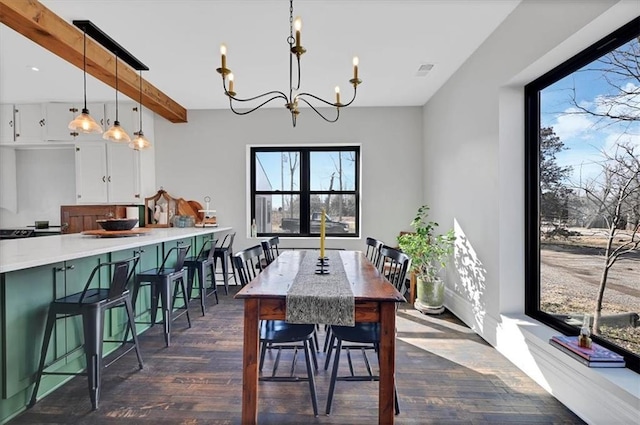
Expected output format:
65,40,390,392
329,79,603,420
14,103,45,143
43,102,77,141
104,102,137,139
0,104,15,143
75,141,141,204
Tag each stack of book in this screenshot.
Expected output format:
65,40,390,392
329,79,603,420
549,335,625,368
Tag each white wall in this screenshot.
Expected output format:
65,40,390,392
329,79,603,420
422,0,639,423
154,106,423,252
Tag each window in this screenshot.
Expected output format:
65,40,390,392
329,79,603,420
525,17,639,373
250,146,360,237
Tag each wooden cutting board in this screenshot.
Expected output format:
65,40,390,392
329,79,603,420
81,228,151,237
188,200,205,222
177,198,197,218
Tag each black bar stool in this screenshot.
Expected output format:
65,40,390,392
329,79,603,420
132,244,191,347
29,255,143,411
185,237,218,315
213,232,237,294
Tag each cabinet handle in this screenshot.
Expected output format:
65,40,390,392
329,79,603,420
39,119,45,126
107,176,111,182
77,194,82,199
15,133,20,138
106,118,111,126
8,120,12,127
135,194,140,198
101,118,104,126
67,265,75,270
55,266,66,272
71,132,79,137
102,176,106,183
69,107,78,113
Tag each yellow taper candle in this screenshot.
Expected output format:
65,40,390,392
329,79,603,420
320,208,326,258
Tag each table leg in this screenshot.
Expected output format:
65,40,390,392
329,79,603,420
242,298,260,425
379,302,396,425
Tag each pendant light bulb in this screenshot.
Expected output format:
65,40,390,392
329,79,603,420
69,28,103,134
129,69,151,150
104,54,131,142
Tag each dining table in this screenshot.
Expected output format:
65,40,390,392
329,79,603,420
234,249,405,424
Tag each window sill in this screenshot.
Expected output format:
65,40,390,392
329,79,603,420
499,314,639,424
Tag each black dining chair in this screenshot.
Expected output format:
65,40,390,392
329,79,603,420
324,246,409,416
132,244,192,347
260,236,281,267
29,255,143,411
232,245,319,416
365,236,384,268
185,237,218,315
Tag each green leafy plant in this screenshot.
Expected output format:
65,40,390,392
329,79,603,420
397,205,455,282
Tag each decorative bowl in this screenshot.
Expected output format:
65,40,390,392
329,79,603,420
96,218,139,231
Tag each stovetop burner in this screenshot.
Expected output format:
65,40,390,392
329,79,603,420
0,229,35,239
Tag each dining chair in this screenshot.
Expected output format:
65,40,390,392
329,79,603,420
29,255,143,410
324,246,409,415
260,236,281,267
365,236,384,268
132,244,192,347
232,245,319,416
184,237,218,315
213,232,237,294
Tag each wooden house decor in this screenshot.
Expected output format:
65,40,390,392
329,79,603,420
144,188,177,227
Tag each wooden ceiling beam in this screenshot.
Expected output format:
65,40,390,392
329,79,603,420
0,0,187,123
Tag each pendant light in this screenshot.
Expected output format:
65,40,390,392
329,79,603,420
68,28,103,134
130,70,151,150
103,52,131,142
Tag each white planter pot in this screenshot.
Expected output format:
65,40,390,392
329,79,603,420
414,276,445,314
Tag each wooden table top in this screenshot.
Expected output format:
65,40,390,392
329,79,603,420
235,250,405,303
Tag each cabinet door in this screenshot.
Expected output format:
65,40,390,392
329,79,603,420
74,102,106,141
0,147,17,212
43,102,76,141
75,142,108,203
107,142,140,203
14,103,44,143
0,104,15,142
105,101,136,137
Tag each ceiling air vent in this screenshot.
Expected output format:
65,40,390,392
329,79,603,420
416,63,434,77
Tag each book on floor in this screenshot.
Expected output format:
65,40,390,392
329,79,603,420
549,335,625,368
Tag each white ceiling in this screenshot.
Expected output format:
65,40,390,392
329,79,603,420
0,0,520,111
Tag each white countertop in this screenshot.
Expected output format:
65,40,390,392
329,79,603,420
0,226,233,274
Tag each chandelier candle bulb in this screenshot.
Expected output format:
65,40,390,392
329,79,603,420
228,73,234,93
353,56,359,80
335,86,341,105
220,44,227,70
294,17,302,48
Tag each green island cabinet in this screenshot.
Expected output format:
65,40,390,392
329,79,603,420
0,227,230,424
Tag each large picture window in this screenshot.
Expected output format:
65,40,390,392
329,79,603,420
250,146,360,237
525,17,639,373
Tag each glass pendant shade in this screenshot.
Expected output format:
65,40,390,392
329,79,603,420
130,130,150,150
103,120,131,142
68,108,103,134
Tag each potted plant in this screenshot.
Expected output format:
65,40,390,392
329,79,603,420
397,205,455,314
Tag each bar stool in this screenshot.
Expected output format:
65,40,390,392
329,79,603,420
185,237,218,315
132,244,191,347
29,255,143,410
213,232,237,294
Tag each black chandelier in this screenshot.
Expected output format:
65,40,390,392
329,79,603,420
216,0,362,127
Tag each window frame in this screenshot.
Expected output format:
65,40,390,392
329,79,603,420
524,17,640,373
250,145,361,238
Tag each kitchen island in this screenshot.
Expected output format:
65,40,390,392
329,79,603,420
0,226,232,424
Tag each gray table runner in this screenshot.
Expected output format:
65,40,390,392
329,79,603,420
286,251,355,326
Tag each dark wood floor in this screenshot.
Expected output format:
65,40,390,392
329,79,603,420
12,285,584,425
